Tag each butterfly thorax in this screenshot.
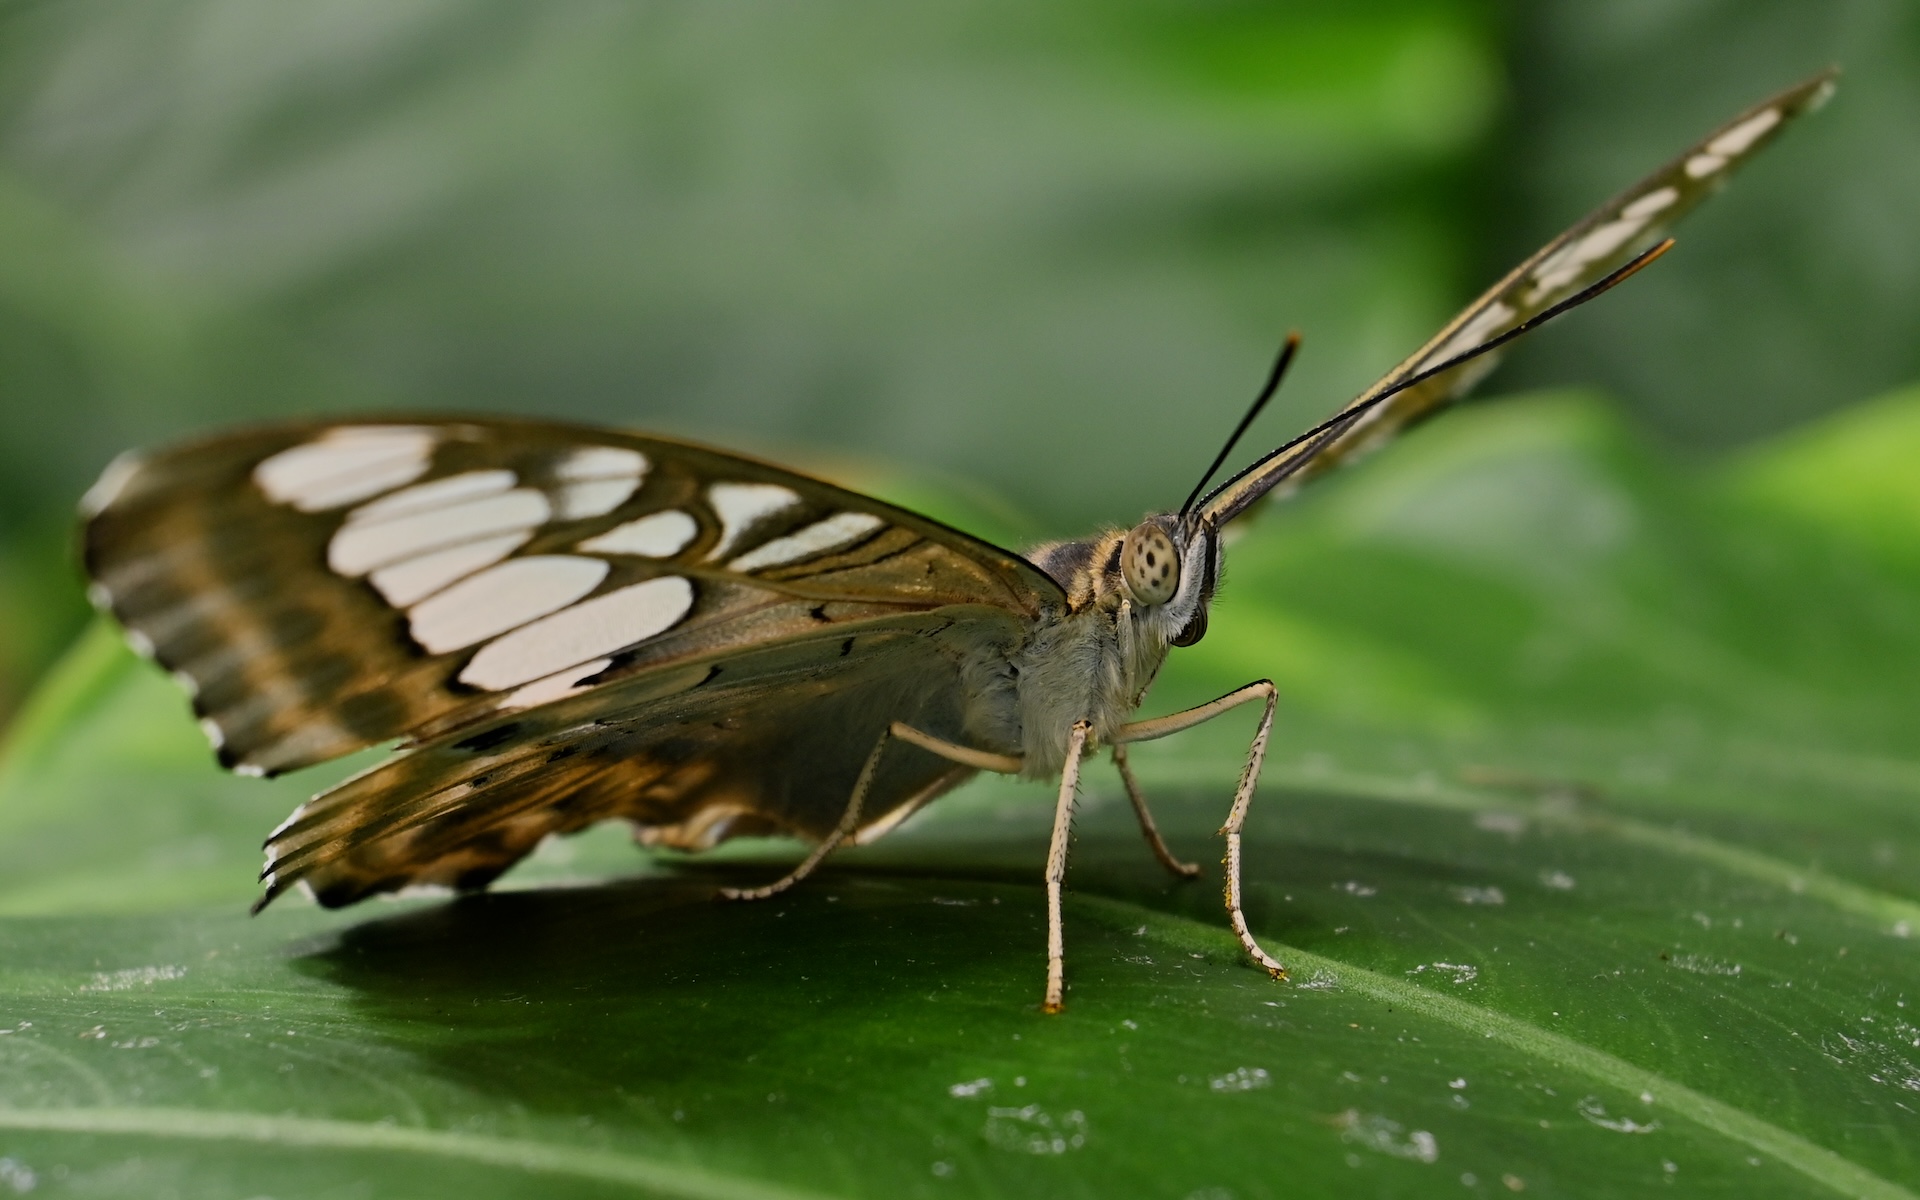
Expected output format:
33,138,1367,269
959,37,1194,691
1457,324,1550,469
1007,517,1215,775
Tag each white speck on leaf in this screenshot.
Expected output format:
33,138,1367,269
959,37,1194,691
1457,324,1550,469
79,965,186,993
1335,1110,1438,1163
1576,1096,1661,1133
1209,1067,1270,1093
1409,962,1479,985
982,1105,1087,1155
1666,954,1740,977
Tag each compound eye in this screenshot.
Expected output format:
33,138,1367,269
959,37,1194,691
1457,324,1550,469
1120,523,1179,606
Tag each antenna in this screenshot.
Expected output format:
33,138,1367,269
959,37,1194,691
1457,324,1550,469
1196,237,1676,527
1180,332,1301,517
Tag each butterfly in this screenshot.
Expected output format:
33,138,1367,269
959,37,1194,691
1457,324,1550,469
79,71,1833,1013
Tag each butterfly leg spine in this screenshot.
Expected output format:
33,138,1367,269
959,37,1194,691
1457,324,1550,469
1111,744,1201,879
1043,719,1093,1015
1114,681,1287,981
716,727,893,903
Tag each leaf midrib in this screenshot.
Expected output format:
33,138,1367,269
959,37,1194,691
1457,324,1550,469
0,1105,835,1200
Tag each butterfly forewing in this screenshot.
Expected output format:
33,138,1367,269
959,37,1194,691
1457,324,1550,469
84,418,1062,779
1199,68,1836,527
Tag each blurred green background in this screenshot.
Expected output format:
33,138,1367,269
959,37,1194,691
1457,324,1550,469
0,0,1914,723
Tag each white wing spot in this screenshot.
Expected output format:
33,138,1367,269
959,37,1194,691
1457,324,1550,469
328,490,550,576
1532,214,1648,296
408,555,609,654
461,576,695,691
369,532,532,606
1684,153,1725,180
124,629,155,659
556,447,648,481
1621,186,1679,221
254,427,437,512
1529,240,1579,286
80,451,144,517
579,510,698,557
348,470,517,524
1427,302,1515,366
1572,214,1648,265
556,478,639,520
86,582,114,612
198,716,225,750
1706,108,1780,158
499,657,614,710
731,511,888,572
706,483,801,560
554,446,649,519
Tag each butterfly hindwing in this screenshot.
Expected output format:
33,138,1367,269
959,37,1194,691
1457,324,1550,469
255,609,1006,908
1199,69,1836,525
83,418,1063,779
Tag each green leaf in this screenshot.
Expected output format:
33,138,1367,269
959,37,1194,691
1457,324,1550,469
3,389,1918,1197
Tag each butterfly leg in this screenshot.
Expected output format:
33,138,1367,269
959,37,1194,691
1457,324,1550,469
1114,681,1287,980
718,722,1023,903
1043,719,1093,1014
885,722,1024,774
1111,744,1201,879
716,726,893,903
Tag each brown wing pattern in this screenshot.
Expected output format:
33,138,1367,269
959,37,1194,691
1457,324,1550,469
255,610,1013,910
83,417,1063,778
1200,69,1836,526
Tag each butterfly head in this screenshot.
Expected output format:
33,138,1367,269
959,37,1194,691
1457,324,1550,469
1119,513,1218,649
